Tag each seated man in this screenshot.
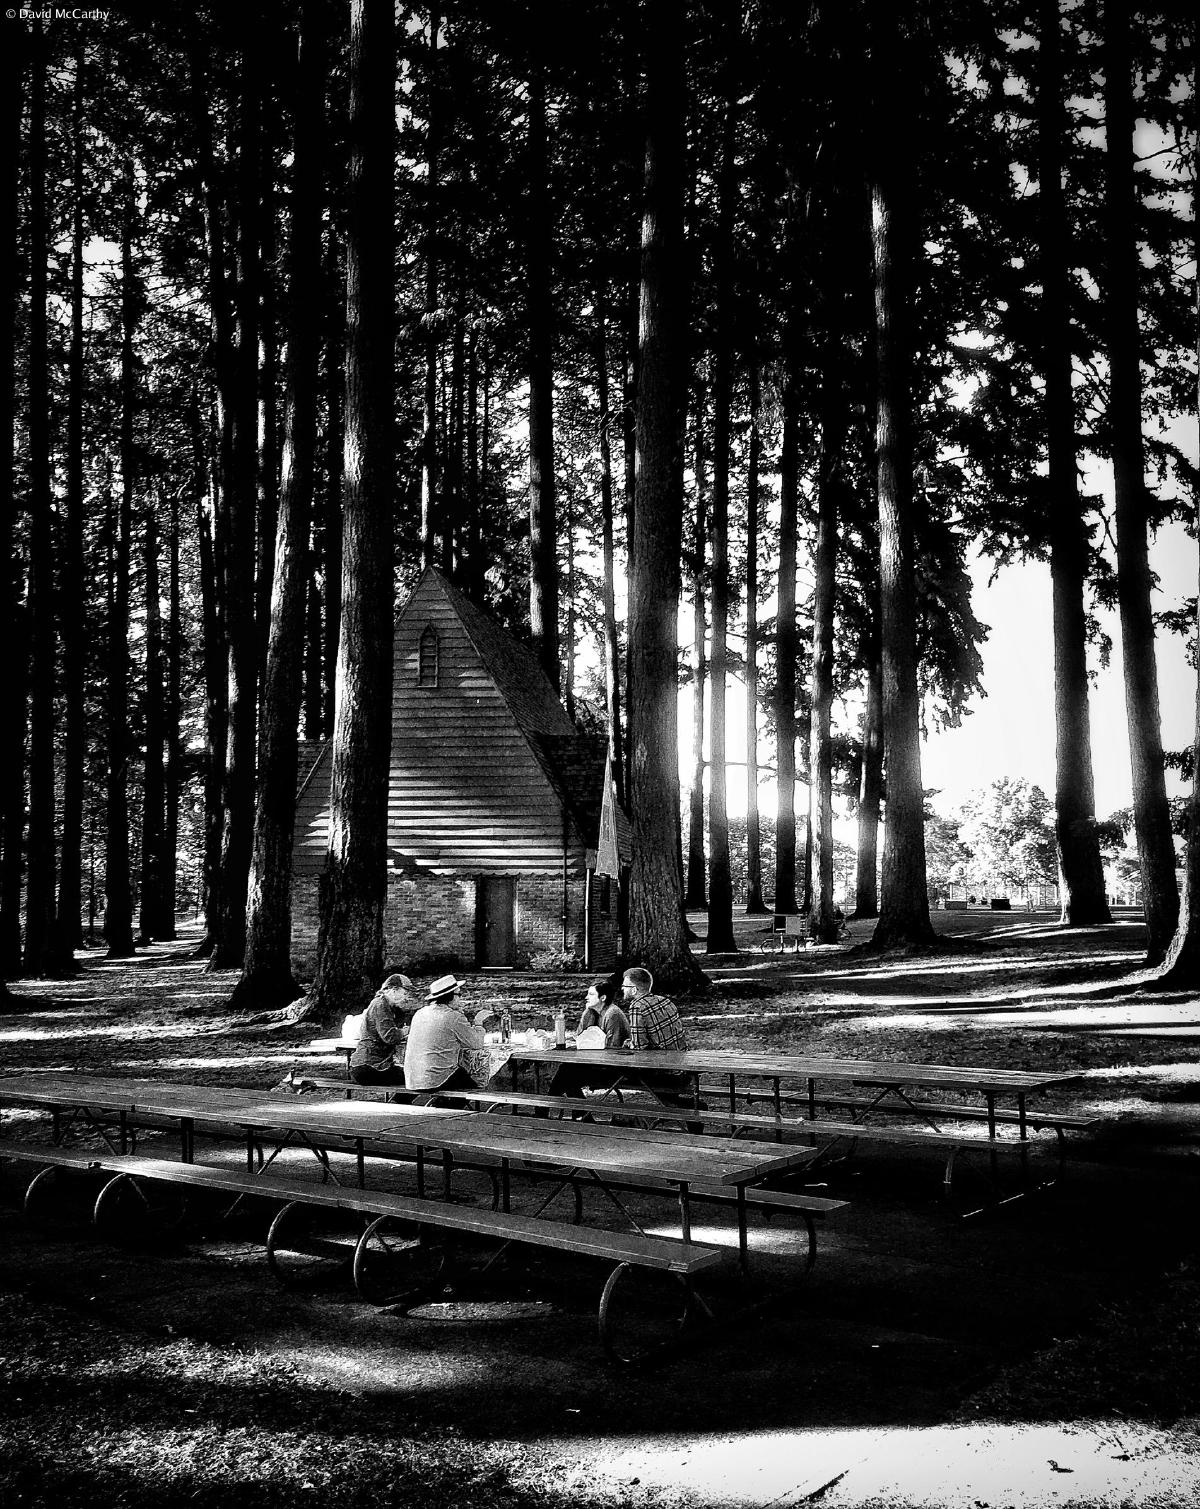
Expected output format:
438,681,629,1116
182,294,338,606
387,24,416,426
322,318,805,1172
403,974,495,1095
349,972,415,1087
623,966,700,1113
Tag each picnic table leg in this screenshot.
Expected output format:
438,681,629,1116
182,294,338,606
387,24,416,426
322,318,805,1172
441,1149,454,1201
415,1147,425,1199
678,1181,691,1243
356,1138,366,1189
181,1118,195,1163
728,1074,736,1117
500,1157,510,1213
736,1185,748,1272
806,1078,816,1119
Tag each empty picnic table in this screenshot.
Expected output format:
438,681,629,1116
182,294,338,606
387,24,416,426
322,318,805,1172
0,1071,820,1256
0,1072,837,1360
502,1047,1093,1214
507,1047,1083,1136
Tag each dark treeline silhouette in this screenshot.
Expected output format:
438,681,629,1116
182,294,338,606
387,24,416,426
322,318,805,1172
3,0,1196,1015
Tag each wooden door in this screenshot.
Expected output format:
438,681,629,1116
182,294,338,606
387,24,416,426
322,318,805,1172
476,877,516,966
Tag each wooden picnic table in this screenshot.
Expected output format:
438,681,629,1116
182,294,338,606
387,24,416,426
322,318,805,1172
507,1048,1082,1139
0,1072,816,1258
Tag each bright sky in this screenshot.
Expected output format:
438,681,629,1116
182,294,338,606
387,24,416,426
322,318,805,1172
670,513,1196,831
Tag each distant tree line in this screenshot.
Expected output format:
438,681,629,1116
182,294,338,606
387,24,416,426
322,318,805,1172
3,0,1197,1015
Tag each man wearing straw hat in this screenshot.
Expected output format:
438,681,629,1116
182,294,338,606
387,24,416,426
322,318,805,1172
403,974,496,1094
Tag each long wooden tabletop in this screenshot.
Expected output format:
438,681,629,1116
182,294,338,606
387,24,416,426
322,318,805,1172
505,1048,1081,1096
0,1073,813,1188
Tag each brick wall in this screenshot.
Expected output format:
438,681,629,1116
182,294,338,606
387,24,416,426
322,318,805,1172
291,863,619,976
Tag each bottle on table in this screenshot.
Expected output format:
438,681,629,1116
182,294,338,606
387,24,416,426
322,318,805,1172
501,1008,512,1043
554,1008,566,1047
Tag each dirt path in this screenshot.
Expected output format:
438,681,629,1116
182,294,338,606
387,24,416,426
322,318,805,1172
2,916,1200,1506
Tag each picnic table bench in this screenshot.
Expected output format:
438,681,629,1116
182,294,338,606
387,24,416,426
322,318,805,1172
0,1138,725,1360
1,1074,832,1362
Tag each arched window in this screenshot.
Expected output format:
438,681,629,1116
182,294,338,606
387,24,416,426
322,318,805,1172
418,624,439,687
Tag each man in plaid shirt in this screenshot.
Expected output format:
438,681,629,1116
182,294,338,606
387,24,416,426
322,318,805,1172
623,967,687,1050
623,967,703,1118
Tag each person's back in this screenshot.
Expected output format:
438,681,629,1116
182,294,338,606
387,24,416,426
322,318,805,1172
403,975,493,1092
624,967,687,1052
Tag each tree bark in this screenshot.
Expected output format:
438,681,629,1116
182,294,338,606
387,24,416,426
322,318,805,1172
208,20,265,968
191,403,227,951
626,0,705,991
23,20,57,976
1038,0,1112,926
321,228,343,739
869,3,935,949
706,33,738,956
104,173,138,961
161,485,181,939
526,57,560,691
0,20,27,979
852,639,883,919
235,0,326,1009
51,42,88,969
420,7,440,569
596,296,626,799
685,401,708,911
1104,0,1179,962
303,0,396,1023
743,362,766,915
809,365,841,943
774,360,799,914
1146,30,1200,988
138,493,166,941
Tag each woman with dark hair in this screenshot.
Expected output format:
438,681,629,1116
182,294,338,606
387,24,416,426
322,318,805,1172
546,975,630,1100
574,973,627,1042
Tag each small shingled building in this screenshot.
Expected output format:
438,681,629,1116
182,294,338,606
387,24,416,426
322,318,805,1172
291,567,629,975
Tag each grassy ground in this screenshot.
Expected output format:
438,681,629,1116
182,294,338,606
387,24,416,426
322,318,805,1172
2,910,1200,1507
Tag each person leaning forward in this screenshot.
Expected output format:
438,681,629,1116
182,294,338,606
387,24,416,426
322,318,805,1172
403,974,495,1094
349,972,415,1086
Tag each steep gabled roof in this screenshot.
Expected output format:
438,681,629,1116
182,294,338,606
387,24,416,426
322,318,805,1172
430,570,574,737
531,732,609,848
399,569,612,848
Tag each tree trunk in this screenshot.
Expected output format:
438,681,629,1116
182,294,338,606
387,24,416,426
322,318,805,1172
303,0,396,1023
1146,34,1200,988
23,20,57,977
321,229,343,739
774,361,799,914
852,640,883,919
1038,0,1112,926
104,176,138,961
234,0,326,1010
256,166,281,686
526,60,560,692
706,37,738,956
138,493,166,941
685,401,708,911
0,20,26,979
192,404,227,952
869,4,935,950
626,0,705,991
420,6,440,569
161,485,181,939
1105,0,1178,962
808,367,841,943
743,362,766,915
51,42,87,969
596,296,625,799
208,23,265,969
